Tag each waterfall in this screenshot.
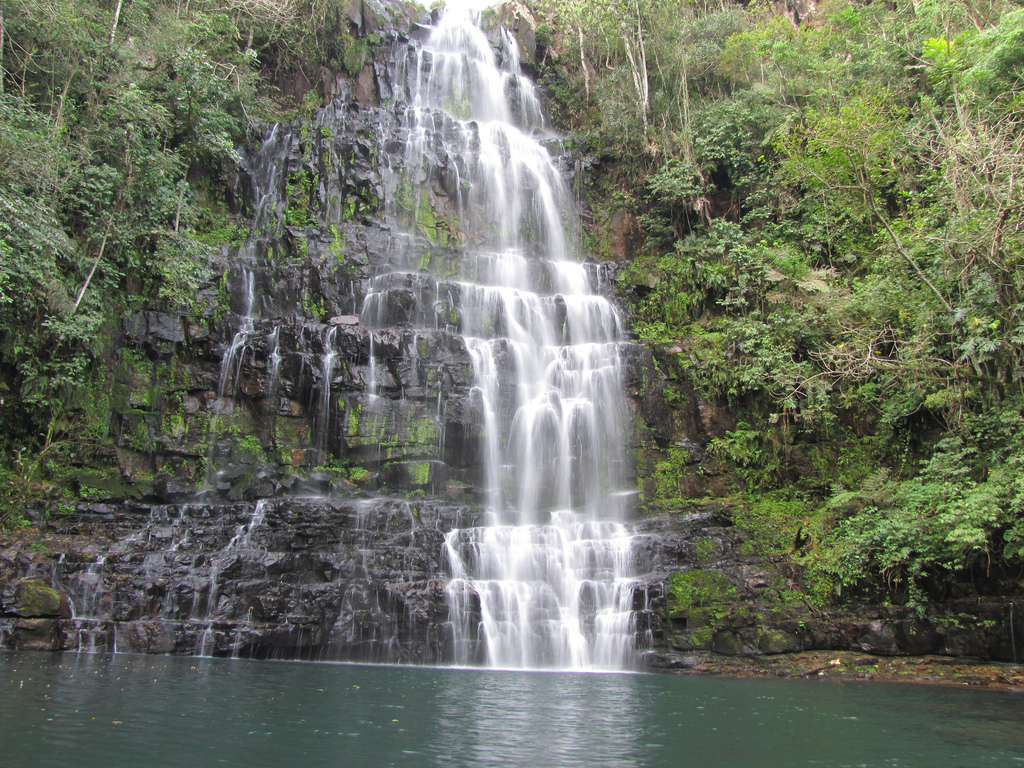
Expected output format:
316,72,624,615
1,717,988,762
217,268,256,401
77,0,649,665
366,3,641,670
315,326,339,454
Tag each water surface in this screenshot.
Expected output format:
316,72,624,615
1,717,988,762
2,652,1022,767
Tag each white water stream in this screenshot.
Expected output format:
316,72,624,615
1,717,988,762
370,3,641,669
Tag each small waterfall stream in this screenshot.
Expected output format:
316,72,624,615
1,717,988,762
365,3,641,670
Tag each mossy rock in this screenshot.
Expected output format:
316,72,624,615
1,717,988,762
710,630,741,655
16,579,71,618
76,469,136,501
684,606,716,628
689,626,715,650
668,569,738,615
756,628,797,655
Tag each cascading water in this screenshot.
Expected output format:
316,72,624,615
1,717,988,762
217,268,256,401
365,2,642,670
12,2,653,665
314,326,339,452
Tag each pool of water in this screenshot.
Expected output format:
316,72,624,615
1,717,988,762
2,652,1023,767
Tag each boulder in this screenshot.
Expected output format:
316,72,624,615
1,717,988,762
15,579,71,619
12,618,60,651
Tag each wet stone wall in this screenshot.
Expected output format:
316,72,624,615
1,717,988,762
2,497,483,661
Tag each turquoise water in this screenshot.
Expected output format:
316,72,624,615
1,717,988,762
2,652,1022,767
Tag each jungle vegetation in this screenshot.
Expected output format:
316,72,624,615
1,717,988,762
533,0,1024,605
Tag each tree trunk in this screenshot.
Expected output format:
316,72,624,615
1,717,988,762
109,0,124,46
577,26,590,99
623,0,650,136
73,218,115,314
622,38,649,136
1,8,6,95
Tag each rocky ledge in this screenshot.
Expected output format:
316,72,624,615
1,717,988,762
646,649,1024,690
635,505,1023,673
0,494,481,661
3,497,1022,679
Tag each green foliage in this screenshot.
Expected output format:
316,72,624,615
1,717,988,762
730,491,811,557
693,539,717,564
668,569,737,613
958,10,1024,103
234,433,264,459
0,468,32,531
153,234,217,308
648,444,702,508
542,0,1024,600
812,405,1024,603
286,171,315,227
709,421,763,472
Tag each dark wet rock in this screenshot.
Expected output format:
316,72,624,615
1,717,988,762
154,476,196,503
121,620,177,654
10,618,60,651
495,1,537,66
1,489,1020,665
0,497,484,659
123,311,148,341
148,312,186,343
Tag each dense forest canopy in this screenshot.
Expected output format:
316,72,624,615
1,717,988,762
2,0,1024,608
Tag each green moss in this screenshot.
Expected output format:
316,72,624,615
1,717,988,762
396,175,414,221
301,287,325,321
346,403,363,437
16,579,64,618
341,32,369,74
286,171,315,227
233,433,263,459
756,628,792,654
689,626,714,649
284,236,310,265
407,461,431,486
326,224,346,263
183,410,212,445
730,491,810,557
648,444,699,510
407,417,436,444
343,197,357,220
685,606,715,628
162,411,185,438
416,193,437,242
669,569,737,615
693,539,717,564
